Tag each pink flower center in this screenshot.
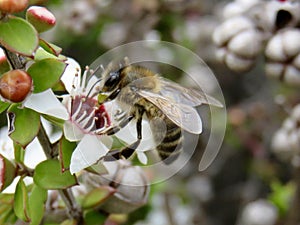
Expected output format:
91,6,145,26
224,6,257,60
70,95,110,133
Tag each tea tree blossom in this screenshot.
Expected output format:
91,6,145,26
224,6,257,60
60,58,113,174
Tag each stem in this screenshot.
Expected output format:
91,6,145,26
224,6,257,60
37,124,83,222
2,46,24,70
37,125,53,159
59,189,83,223
164,193,176,225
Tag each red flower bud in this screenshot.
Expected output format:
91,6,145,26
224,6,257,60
26,6,56,33
0,69,32,103
0,0,28,13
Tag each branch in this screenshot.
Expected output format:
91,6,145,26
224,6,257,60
37,124,83,222
164,193,177,225
2,46,24,70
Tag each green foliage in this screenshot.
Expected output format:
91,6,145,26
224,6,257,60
33,159,77,189
27,58,67,93
13,142,25,164
14,178,30,222
81,186,116,209
268,181,295,217
59,136,76,172
7,104,40,147
84,210,106,225
0,154,17,192
0,193,18,224
0,16,38,56
28,185,48,225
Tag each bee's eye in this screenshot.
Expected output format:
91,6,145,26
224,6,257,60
104,71,120,89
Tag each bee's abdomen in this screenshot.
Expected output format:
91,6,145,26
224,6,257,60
155,120,183,164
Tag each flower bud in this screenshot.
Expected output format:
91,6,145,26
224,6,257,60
82,160,149,214
0,0,28,13
223,0,261,19
256,0,300,31
237,199,277,225
265,29,300,85
213,16,254,47
0,69,33,103
271,104,300,162
0,154,17,192
213,16,262,72
26,6,56,33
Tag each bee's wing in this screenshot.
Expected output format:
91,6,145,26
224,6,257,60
138,90,202,134
158,77,223,107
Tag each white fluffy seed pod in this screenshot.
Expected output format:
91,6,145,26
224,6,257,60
213,16,263,72
254,0,300,32
223,0,261,19
236,199,278,225
81,160,149,214
265,28,300,85
271,104,300,162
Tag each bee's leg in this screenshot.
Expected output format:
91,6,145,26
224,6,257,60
98,115,134,135
103,108,144,161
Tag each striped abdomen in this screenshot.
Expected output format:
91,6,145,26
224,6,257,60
151,117,183,164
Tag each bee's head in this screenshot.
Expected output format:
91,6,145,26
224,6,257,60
99,57,130,102
99,67,126,103
102,69,122,92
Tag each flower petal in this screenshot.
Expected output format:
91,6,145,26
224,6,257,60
61,58,81,93
24,139,46,168
115,119,156,152
70,134,112,174
24,89,69,120
63,120,84,142
137,151,148,165
0,127,14,160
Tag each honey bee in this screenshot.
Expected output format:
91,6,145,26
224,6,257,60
98,58,222,164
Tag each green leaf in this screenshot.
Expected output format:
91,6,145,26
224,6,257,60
0,205,17,225
0,154,17,192
0,16,38,57
27,58,67,93
29,185,47,225
59,137,76,172
7,104,40,148
34,159,77,189
13,142,25,164
14,178,30,222
42,114,65,128
84,210,107,225
39,39,62,56
0,101,10,114
0,193,14,204
60,219,77,225
34,47,59,61
268,181,295,217
0,57,10,75
0,194,18,224
81,186,116,209
111,136,127,150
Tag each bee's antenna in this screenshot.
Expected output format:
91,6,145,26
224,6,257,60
86,78,102,98
90,64,103,77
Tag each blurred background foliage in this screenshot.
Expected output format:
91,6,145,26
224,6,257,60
31,0,300,224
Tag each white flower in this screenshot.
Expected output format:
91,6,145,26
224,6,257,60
60,58,113,174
